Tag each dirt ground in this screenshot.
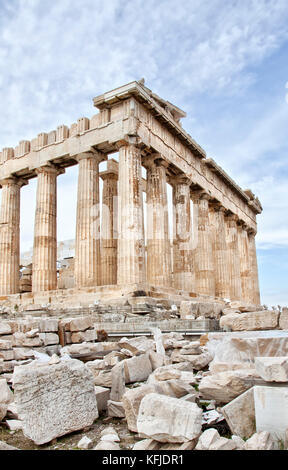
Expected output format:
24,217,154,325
0,413,138,450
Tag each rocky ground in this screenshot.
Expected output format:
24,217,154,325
1,307,288,451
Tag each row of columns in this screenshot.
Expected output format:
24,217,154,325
0,142,261,304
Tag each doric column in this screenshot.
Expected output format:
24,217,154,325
100,159,118,285
172,176,194,291
32,165,60,292
117,142,146,285
191,191,215,296
75,151,104,288
238,222,252,303
146,155,171,287
225,213,242,301
248,229,261,305
210,204,230,299
0,177,27,295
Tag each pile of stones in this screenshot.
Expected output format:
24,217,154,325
180,300,288,331
1,326,288,450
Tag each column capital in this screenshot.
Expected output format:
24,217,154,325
0,176,28,188
115,136,142,151
35,163,64,176
100,159,118,181
225,212,239,223
75,150,105,164
144,152,169,169
190,189,211,202
237,220,250,232
169,174,191,187
248,227,257,237
209,202,227,214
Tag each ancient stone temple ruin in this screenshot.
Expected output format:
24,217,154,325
0,80,262,310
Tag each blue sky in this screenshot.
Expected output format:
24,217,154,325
0,0,287,306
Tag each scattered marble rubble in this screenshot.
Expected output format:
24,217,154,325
0,317,288,450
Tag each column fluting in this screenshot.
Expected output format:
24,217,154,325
0,177,26,295
117,142,146,285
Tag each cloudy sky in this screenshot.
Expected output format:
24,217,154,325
0,0,288,306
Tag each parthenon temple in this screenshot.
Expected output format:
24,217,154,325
0,80,262,310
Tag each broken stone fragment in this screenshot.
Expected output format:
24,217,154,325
119,336,154,354
179,392,199,403
231,435,246,450
25,328,39,338
137,393,202,443
202,409,224,426
94,386,110,412
220,310,279,331
179,341,202,355
110,362,126,401
122,384,155,432
279,308,288,330
94,440,121,450
0,440,19,450
12,332,44,348
133,439,161,450
255,357,288,382
244,431,278,450
107,400,125,418
0,322,12,335
180,301,223,319
0,378,13,404
93,370,112,387
148,350,167,370
209,437,237,450
123,353,152,384
0,350,14,361
170,349,213,370
12,359,98,445
6,401,18,420
39,333,59,346
71,329,96,343
13,348,34,361
0,339,13,350
222,308,241,316
6,419,23,431
153,368,181,381
0,404,7,421
77,435,93,449
104,351,127,367
199,369,258,404
153,379,194,398
48,354,60,365
229,301,259,312
195,429,221,450
221,388,255,439
100,427,120,442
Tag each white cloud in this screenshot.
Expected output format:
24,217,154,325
0,0,288,147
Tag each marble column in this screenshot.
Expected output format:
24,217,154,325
100,160,118,285
248,229,261,305
32,165,60,292
146,156,171,287
0,177,27,295
238,222,252,303
172,176,194,291
210,204,230,299
225,213,242,301
75,152,104,288
191,191,215,296
117,142,146,285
